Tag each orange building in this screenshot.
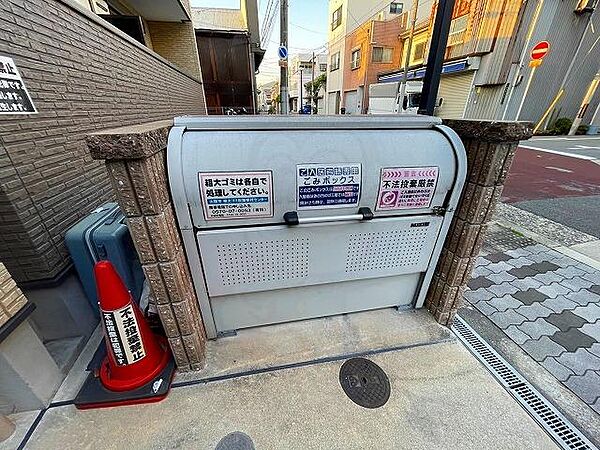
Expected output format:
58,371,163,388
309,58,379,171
341,14,407,114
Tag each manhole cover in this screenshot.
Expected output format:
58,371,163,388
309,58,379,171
215,431,255,450
339,358,390,408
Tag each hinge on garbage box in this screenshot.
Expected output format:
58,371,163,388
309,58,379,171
217,329,237,338
432,206,446,216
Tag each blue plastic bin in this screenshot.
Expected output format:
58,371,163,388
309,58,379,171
65,203,144,316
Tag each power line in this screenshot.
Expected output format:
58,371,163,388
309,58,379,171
290,22,327,35
262,0,420,72
260,0,280,48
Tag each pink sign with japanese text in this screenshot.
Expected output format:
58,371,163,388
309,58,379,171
376,166,439,210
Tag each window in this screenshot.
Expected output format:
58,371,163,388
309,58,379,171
412,41,426,62
448,15,468,46
330,52,340,71
331,6,342,30
390,2,403,14
407,92,421,108
350,48,361,69
372,47,393,63
319,63,328,72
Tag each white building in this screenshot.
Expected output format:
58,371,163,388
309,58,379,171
288,53,328,113
258,80,277,112
326,0,410,114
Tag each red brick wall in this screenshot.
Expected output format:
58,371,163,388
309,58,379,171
0,0,206,283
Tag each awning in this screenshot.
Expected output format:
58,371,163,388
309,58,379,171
378,58,478,83
125,0,190,22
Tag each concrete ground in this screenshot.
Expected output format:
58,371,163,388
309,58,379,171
5,309,558,450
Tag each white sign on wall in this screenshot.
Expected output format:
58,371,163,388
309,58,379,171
0,55,36,114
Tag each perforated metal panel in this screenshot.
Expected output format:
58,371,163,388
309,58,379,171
217,238,310,287
346,227,430,273
198,216,443,297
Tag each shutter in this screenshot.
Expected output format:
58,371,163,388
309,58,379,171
344,91,358,114
436,72,475,119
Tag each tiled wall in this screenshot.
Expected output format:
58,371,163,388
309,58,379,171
0,0,206,283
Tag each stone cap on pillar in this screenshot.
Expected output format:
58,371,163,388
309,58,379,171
443,119,534,143
86,120,173,160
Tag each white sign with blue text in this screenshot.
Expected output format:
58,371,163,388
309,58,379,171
199,171,273,220
296,163,362,209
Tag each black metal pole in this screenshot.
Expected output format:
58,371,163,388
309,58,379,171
418,0,456,116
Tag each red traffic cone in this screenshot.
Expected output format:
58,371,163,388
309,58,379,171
95,261,170,392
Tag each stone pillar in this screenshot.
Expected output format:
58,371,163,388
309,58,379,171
0,414,15,442
426,120,533,325
86,121,206,371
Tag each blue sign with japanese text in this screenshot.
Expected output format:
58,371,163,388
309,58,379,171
296,163,362,209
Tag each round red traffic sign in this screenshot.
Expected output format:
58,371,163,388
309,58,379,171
530,41,550,60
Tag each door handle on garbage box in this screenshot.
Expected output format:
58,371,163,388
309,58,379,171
284,207,374,225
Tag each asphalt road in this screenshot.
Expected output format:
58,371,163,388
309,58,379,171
521,136,600,159
502,136,600,238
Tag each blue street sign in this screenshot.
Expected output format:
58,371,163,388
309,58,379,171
278,46,288,60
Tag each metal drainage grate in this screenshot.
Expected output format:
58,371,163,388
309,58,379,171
453,316,597,450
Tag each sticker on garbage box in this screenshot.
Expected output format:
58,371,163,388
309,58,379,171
199,171,273,220
297,163,361,209
376,166,439,210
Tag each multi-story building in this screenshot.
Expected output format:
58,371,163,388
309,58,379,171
377,0,480,119
258,80,277,112
340,14,408,114
374,0,600,128
289,53,328,112
326,0,412,113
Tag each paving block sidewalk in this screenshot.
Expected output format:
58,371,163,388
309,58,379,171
464,222,600,413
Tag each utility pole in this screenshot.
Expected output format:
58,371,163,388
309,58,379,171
398,0,419,111
418,0,456,116
300,69,303,112
280,0,289,114
311,51,316,113
568,72,600,135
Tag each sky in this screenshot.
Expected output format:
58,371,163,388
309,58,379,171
191,0,329,86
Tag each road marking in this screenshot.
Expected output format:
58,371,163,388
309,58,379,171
567,144,600,150
544,166,573,173
530,136,600,141
518,144,598,160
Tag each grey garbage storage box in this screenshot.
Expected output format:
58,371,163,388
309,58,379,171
168,116,466,339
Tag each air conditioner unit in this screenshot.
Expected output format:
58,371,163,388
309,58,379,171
90,0,110,15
